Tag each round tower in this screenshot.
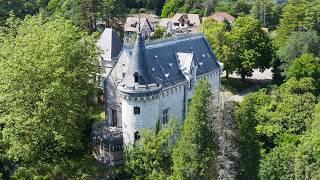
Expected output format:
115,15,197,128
118,32,162,145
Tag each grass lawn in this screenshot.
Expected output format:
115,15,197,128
221,77,255,94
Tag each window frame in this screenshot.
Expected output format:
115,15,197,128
162,108,169,125
134,106,140,115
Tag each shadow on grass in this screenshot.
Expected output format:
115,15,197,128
221,77,255,94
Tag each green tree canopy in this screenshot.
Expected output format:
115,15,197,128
161,0,183,18
0,15,98,175
236,78,318,179
161,0,212,17
0,0,49,24
259,140,297,180
251,0,284,29
202,19,235,77
150,27,165,40
172,80,217,179
285,54,320,90
124,119,179,179
294,104,320,179
275,0,320,47
228,16,274,80
235,89,269,179
277,31,320,70
216,0,252,17
47,0,127,32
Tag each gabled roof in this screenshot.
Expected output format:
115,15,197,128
124,17,152,32
211,12,236,23
121,33,220,89
158,18,171,27
131,13,159,23
171,13,201,26
98,28,123,61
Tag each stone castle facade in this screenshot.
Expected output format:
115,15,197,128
104,32,222,145
93,29,222,165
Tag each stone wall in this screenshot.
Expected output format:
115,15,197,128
105,50,130,125
159,82,186,123
105,49,221,144
122,95,160,144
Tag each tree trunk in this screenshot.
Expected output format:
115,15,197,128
226,70,229,79
241,74,246,82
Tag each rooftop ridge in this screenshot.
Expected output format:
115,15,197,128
145,32,204,46
123,32,204,50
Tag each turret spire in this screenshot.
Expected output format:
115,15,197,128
119,32,161,94
138,0,141,32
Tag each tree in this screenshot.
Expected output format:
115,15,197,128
295,104,320,179
95,0,127,36
216,0,252,17
231,0,252,16
124,119,179,179
285,54,320,91
48,0,127,32
161,0,213,17
235,89,270,179
277,31,320,70
181,0,209,16
251,0,284,29
0,15,98,175
259,103,320,180
48,0,75,18
161,0,184,18
259,141,297,180
228,16,274,81
0,0,49,24
280,77,317,95
151,27,165,40
236,79,318,179
275,0,320,47
172,80,217,179
202,19,235,78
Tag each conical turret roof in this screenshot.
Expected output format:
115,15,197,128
119,32,161,95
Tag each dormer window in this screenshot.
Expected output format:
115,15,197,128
134,72,139,83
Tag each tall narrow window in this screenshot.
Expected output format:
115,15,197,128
134,72,139,83
111,109,117,127
134,106,140,115
162,108,169,125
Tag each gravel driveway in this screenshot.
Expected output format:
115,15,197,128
221,68,273,102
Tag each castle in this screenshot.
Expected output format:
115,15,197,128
93,30,222,164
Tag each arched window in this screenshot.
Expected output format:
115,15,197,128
134,72,139,83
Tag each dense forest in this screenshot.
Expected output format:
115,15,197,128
1,0,320,179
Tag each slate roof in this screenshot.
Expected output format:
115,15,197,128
119,33,162,95
98,28,123,61
122,33,220,89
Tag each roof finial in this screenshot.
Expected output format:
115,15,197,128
138,0,141,32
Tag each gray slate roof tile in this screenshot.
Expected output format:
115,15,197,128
125,34,220,88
